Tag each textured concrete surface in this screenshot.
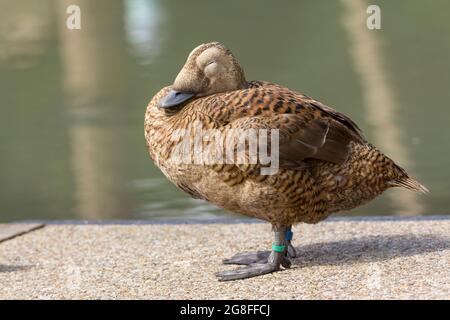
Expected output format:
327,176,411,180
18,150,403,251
0,223,44,243
0,218,450,299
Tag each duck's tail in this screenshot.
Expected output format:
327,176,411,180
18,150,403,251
392,176,429,194
386,160,429,194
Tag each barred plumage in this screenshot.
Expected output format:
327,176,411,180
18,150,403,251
144,42,427,280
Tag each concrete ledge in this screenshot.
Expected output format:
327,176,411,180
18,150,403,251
0,223,44,243
19,215,450,225
1,217,450,299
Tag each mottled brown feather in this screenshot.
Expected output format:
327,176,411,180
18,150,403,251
144,43,427,228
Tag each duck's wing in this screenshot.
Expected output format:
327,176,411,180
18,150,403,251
219,86,365,169
247,80,363,138
225,113,358,169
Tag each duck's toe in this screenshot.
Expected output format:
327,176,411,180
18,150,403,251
223,249,295,266
216,262,281,281
287,242,298,259
223,250,270,265
218,226,293,281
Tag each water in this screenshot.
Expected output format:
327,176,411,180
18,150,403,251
1,0,450,222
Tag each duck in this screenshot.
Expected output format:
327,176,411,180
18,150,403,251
144,42,428,281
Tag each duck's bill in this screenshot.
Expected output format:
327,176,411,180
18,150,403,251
158,89,194,108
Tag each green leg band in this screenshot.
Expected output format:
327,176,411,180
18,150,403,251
272,244,286,253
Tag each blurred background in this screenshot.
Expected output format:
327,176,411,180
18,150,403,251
0,0,449,222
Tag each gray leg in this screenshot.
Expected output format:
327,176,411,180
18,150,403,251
223,225,297,265
285,225,298,259
216,226,291,281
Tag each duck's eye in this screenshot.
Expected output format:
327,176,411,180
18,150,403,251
204,61,220,77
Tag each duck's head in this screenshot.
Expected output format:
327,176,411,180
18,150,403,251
158,42,247,108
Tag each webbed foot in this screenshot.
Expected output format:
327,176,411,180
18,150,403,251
216,227,291,281
223,250,291,268
223,250,270,265
287,242,298,259
216,262,281,281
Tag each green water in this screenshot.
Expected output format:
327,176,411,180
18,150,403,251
1,0,449,222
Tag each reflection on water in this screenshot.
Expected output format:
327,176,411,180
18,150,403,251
124,0,166,65
0,0,52,69
341,0,424,215
57,0,131,219
0,0,449,222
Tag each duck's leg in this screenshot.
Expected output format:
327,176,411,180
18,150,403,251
285,225,298,259
216,226,291,281
223,226,297,265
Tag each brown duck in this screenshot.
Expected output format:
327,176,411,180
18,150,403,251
144,42,427,281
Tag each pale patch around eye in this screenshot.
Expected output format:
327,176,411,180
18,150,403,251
204,61,221,77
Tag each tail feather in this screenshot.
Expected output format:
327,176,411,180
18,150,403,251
392,176,429,194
